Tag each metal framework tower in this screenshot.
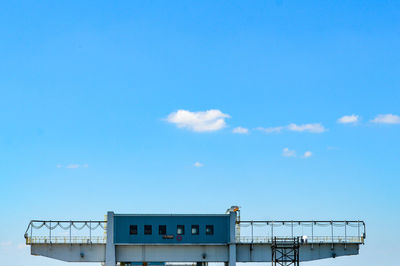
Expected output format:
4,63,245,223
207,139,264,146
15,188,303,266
271,237,300,266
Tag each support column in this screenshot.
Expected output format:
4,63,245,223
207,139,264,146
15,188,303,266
229,245,236,266
105,211,116,266
228,211,237,266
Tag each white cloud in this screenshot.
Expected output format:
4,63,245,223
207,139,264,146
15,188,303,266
282,148,296,157
371,114,400,124
257,126,284,133
338,114,359,124
232,127,249,134
193,162,204,167
17,243,27,250
66,164,80,169
257,123,326,134
287,123,326,133
59,164,88,169
282,148,313,158
166,109,230,132
0,241,12,247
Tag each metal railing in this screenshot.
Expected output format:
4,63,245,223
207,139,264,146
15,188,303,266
26,236,107,244
24,219,366,246
25,220,106,245
236,220,366,245
236,236,364,244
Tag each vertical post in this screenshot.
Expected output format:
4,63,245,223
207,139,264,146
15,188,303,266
311,221,314,249
271,222,274,243
291,221,294,238
363,222,366,243
358,221,360,242
49,221,52,243
344,221,347,249
331,221,334,250
229,211,237,266
251,221,253,243
69,221,72,244
105,212,116,266
89,221,91,243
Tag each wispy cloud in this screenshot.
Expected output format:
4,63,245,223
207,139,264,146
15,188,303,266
0,241,12,247
166,109,230,132
282,148,296,157
66,164,80,169
232,126,249,134
371,114,400,124
193,162,204,167
17,243,27,249
282,148,313,158
256,126,284,134
258,123,325,134
57,164,89,169
337,114,359,124
287,123,326,133
0,242,28,251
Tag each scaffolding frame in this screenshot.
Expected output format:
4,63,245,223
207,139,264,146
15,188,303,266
271,237,299,266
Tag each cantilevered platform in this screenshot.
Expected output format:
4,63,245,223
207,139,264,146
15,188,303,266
24,208,365,266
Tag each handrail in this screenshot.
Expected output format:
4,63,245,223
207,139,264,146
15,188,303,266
26,236,107,245
25,220,106,234
236,220,366,246
239,220,365,223
236,236,364,244
25,220,107,245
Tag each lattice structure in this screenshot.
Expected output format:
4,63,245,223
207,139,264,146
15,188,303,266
271,237,300,266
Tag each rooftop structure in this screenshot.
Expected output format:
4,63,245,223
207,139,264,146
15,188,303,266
24,207,366,266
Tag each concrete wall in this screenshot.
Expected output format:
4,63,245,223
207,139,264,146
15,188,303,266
30,243,361,263
31,244,105,262
236,243,360,262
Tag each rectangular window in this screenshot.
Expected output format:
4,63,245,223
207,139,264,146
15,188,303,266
191,225,199,235
206,225,214,235
144,225,152,235
159,225,167,235
129,225,137,235
177,225,185,235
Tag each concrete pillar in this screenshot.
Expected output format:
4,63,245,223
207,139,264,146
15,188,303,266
105,211,116,266
229,211,237,266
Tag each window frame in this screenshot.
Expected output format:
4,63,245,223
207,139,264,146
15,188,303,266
159,225,167,235
144,225,152,235
191,224,199,235
177,225,185,235
205,225,214,235
129,225,138,235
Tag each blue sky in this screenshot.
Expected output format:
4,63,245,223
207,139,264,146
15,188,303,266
0,1,399,265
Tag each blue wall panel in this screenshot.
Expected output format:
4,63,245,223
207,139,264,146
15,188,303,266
114,215,230,244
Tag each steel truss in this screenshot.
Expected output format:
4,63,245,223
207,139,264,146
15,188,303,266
272,237,300,266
